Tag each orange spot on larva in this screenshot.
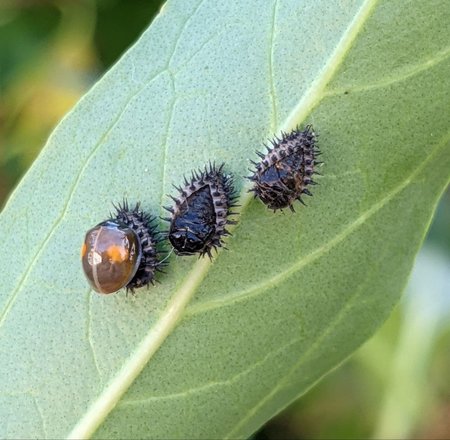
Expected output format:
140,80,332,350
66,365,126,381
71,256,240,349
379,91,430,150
81,243,87,257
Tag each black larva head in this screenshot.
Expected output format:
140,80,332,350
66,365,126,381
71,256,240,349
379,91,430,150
163,163,238,259
248,125,321,211
81,200,165,294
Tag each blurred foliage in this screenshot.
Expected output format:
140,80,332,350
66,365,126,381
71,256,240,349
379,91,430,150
1,1,448,438
0,0,164,207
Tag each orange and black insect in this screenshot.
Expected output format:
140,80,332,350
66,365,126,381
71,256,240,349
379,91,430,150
248,126,321,211
81,202,164,294
164,163,238,258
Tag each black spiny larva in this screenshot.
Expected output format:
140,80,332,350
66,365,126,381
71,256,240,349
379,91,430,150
164,163,238,258
81,201,165,294
248,125,321,211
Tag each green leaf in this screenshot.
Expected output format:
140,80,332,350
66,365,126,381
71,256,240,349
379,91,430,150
1,0,449,438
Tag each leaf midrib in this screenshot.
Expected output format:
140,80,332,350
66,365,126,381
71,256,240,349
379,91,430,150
103,122,450,426
67,0,379,437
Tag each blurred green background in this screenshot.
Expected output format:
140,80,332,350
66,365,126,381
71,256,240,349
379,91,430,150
1,1,449,438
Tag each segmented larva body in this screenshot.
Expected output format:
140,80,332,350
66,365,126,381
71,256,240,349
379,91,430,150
248,126,321,211
164,163,238,258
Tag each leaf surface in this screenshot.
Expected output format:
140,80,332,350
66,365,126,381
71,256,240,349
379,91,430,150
0,0,449,438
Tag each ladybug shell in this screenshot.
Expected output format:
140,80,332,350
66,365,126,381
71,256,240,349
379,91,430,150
81,220,141,294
